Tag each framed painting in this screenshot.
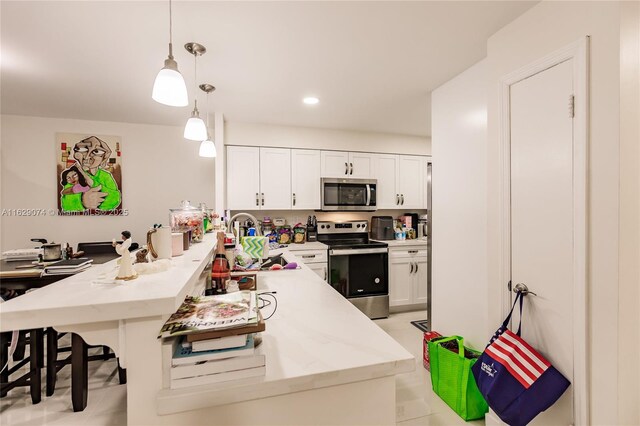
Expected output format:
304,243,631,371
56,133,124,215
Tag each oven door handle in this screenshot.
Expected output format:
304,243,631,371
366,184,371,206
329,248,388,256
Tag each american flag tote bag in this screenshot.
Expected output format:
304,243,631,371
471,292,570,426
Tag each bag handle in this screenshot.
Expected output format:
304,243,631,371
431,335,465,357
501,291,523,332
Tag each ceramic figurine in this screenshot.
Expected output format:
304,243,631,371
113,231,137,280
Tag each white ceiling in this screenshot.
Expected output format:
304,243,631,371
1,1,536,137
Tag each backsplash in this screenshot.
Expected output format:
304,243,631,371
228,209,427,227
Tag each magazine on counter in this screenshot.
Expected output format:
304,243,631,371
158,290,258,339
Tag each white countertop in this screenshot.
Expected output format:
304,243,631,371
0,233,217,332
283,241,328,251
0,235,414,416
157,249,414,413
375,238,429,248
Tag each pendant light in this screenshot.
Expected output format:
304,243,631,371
183,42,208,141
198,84,217,158
152,0,188,107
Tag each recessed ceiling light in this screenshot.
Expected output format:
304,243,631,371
303,97,319,105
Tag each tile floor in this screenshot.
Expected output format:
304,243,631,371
1,312,484,425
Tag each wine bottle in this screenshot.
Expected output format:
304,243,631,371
211,231,230,294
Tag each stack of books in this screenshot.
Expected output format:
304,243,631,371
42,258,93,275
158,290,266,389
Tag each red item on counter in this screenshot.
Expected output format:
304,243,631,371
423,331,443,370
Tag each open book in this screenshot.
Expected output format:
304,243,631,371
158,291,258,339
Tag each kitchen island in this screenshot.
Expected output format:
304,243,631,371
0,233,414,425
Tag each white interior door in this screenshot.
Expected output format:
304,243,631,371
509,59,574,425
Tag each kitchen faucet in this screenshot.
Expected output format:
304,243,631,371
227,212,263,237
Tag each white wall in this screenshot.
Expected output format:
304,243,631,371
484,2,623,423
430,59,487,350
0,115,216,252
226,121,431,155
618,1,640,423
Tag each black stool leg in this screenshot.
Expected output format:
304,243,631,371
117,358,126,384
102,346,110,360
71,334,88,412
13,331,26,361
46,328,58,396
0,332,9,398
29,329,42,404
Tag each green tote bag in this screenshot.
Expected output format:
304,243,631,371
428,335,488,421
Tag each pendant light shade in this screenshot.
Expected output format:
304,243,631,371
152,1,188,107
184,107,208,141
199,139,217,158
198,83,217,158
152,56,188,106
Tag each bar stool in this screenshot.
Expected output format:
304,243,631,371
0,329,44,404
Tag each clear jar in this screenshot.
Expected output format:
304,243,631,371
170,200,205,243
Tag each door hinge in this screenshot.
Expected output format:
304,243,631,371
568,94,575,118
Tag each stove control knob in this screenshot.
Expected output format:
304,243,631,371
356,224,361,228
362,223,367,229
321,225,326,229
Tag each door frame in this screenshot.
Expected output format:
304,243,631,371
498,37,589,425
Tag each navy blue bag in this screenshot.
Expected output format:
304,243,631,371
471,292,570,426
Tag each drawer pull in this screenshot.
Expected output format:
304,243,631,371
302,255,316,258
408,250,418,254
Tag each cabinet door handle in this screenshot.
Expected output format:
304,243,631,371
401,194,405,205
324,268,327,281
256,193,259,206
396,194,400,205
350,162,354,175
415,262,419,273
345,162,349,175
261,193,264,206
293,193,296,206
410,262,414,274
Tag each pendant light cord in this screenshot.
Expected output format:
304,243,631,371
194,54,198,111
167,0,174,59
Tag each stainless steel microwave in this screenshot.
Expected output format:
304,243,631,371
320,178,377,211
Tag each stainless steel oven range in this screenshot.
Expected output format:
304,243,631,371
317,220,389,319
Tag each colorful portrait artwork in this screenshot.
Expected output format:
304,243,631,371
56,133,124,215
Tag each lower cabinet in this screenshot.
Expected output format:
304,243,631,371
289,248,328,283
389,247,427,308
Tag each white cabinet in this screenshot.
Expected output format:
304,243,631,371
374,154,400,209
373,154,425,209
289,248,328,283
291,149,321,210
388,247,428,308
227,146,261,210
260,148,291,209
321,151,374,178
398,155,425,209
227,146,292,210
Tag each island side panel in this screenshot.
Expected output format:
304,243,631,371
155,376,395,425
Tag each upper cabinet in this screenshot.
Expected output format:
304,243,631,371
227,146,261,210
260,148,292,210
321,151,374,178
228,146,428,211
227,146,292,210
291,149,321,210
373,154,425,209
